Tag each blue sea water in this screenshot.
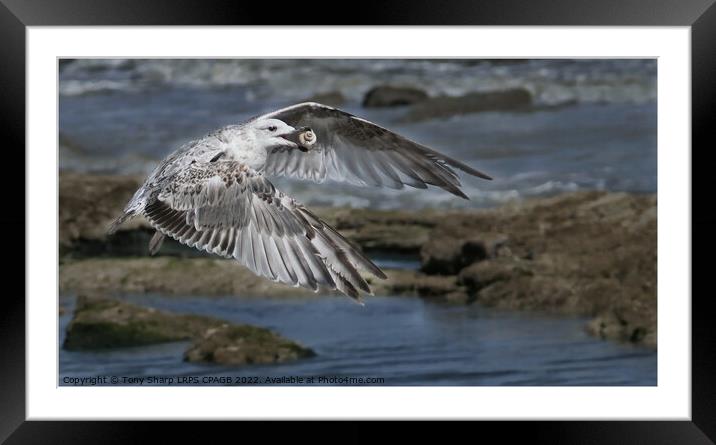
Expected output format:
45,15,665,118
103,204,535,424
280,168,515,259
59,291,656,386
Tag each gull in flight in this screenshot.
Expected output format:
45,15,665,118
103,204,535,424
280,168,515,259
109,102,492,302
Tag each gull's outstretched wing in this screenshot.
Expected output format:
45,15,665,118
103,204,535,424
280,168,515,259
258,102,492,199
144,161,385,301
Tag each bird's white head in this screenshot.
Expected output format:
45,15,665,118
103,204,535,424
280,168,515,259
248,118,316,152
221,118,317,170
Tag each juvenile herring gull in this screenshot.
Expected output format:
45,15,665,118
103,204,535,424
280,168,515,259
109,102,492,302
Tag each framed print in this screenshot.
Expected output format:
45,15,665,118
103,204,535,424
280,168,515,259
3,0,712,441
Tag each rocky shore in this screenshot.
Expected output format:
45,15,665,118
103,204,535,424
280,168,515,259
307,83,566,122
59,173,657,348
358,84,564,122
64,294,315,366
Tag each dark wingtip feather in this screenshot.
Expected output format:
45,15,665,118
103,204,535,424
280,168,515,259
418,144,493,182
353,272,374,295
446,159,492,181
341,277,360,300
356,257,387,280
452,187,470,200
438,182,469,199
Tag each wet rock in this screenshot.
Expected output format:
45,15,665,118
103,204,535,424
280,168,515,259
63,295,317,364
63,295,221,350
60,257,320,298
59,172,150,255
59,256,459,302
421,233,509,275
321,207,440,254
458,258,579,313
587,311,656,347
184,324,315,366
362,85,429,108
420,238,464,275
448,191,657,347
373,269,469,303
458,258,534,293
402,88,532,122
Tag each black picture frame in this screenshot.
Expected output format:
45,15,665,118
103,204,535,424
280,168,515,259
3,0,711,441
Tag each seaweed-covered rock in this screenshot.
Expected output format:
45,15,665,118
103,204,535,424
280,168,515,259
586,311,656,346
59,172,154,257
451,191,657,347
63,296,317,365
184,324,315,366
420,233,509,275
362,85,429,107
372,269,468,302
59,256,463,301
63,295,221,350
325,207,442,254
59,257,320,298
458,258,534,292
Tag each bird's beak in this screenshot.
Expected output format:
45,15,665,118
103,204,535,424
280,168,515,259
280,127,314,152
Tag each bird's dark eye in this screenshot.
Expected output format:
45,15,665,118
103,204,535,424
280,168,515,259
268,126,277,132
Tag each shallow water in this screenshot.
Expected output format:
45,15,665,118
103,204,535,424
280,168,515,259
59,293,656,386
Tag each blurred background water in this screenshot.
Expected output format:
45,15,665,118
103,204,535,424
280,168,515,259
59,58,657,209
59,59,657,386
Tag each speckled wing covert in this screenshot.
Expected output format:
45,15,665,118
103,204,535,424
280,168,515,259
143,160,386,301
259,102,492,198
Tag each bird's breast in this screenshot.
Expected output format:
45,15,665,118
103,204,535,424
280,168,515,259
224,140,267,170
